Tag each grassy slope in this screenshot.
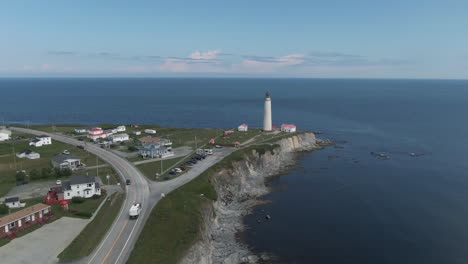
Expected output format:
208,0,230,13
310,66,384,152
127,145,276,264
136,156,188,181
58,192,125,261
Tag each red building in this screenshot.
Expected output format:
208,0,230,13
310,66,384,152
0,203,52,239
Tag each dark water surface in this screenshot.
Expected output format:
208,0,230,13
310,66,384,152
1,78,468,263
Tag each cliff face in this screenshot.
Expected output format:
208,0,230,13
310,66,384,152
181,133,318,264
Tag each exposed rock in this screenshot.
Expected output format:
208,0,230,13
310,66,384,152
180,133,319,264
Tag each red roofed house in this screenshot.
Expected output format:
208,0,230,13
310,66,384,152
238,124,248,132
0,203,52,239
224,130,234,136
281,124,297,133
87,127,109,140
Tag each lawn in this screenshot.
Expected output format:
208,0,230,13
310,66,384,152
136,156,188,181
149,127,222,148
214,128,263,146
127,144,276,264
58,192,125,261
0,131,104,197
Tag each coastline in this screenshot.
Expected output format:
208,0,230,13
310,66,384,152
181,133,324,264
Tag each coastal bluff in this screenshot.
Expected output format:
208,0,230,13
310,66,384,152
181,133,320,264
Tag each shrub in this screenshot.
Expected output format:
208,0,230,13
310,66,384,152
61,168,72,177
91,194,101,199
41,167,53,179
0,204,9,215
128,146,138,152
29,169,41,180
71,197,86,204
16,171,26,182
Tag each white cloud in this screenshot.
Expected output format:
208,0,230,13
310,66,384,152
189,49,221,60
236,54,306,72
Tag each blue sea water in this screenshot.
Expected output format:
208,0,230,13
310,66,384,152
1,78,468,263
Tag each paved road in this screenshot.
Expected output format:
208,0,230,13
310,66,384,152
10,127,234,264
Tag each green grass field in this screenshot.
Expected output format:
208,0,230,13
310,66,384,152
214,128,263,146
127,144,277,264
58,192,125,261
0,131,104,197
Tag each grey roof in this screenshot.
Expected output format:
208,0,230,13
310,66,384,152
19,149,33,155
69,175,97,185
4,197,19,203
52,154,80,164
38,135,50,138
62,181,71,191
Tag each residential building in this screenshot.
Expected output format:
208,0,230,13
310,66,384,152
116,125,126,132
281,124,297,133
109,133,130,143
238,124,248,132
51,154,83,170
4,197,25,208
29,135,52,147
144,129,157,134
16,149,40,159
61,175,101,200
0,203,51,239
138,136,160,144
138,143,171,158
74,128,88,134
87,127,109,140
0,127,11,142
134,131,141,136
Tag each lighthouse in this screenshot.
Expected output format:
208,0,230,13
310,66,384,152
263,92,272,131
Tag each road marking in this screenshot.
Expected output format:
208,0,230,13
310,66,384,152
101,219,129,264
115,214,141,263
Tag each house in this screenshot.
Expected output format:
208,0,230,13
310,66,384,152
109,133,130,143
238,124,248,132
281,124,297,133
134,131,141,136
74,128,88,134
115,125,126,132
61,175,101,200
223,130,234,136
0,127,11,141
144,129,157,134
29,135,52,147
51,154,83,170
16,149,40,159
138,143,171,158
4,197,25,208
87,127,109,140
0,203,51,239
138,136,161,144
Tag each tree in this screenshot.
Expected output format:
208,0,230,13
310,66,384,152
30,169,41,180
61,168,72,177
41,167,53,179
16,171,26,182
0,204,8,215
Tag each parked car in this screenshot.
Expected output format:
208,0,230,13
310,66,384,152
215,145,223,148
62,150,70,155
56,180,62,185
169,170,177,175
126,179,131,185
77,145,84,149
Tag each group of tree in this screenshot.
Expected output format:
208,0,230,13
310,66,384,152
16,167,73,182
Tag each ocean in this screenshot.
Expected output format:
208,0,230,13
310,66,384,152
1,78,468,263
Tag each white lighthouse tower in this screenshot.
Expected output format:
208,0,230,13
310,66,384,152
263,92,272,131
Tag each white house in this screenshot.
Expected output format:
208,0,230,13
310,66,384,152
29,135,52,147
51,154,83,170
238,124,248,132
87,127,109,140
281,124,297,133
109,133,130,143
134,131,141,136
16,149,40,159
74,128,88,134
144,129,157,134
116,125,126,132
61,175,101,200
0,127,11,142
4,197,25,208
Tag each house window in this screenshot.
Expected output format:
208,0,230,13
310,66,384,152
86,191,89,195
67,193,70,196
88,183,92,187
9,222,16,228
77,191,80,195
25,215,31,222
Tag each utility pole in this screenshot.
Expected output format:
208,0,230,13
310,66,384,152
160,158,163,175
96,156,99,177
12,141,17,169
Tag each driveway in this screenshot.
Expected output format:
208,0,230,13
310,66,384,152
0,217,90,264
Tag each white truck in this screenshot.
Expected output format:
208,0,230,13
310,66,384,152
129,203,142,219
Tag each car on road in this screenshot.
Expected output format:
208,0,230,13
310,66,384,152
129,203,142,219
56,180,62,185
77,145,84,149
126,179,131,185
62,150,70,155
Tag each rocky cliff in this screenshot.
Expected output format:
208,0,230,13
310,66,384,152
181,133,319,264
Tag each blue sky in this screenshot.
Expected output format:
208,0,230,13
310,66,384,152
1,0,468,78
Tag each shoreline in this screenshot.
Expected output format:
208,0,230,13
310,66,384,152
181,133,325,264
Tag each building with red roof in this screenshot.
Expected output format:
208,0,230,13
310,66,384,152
281,124,297,133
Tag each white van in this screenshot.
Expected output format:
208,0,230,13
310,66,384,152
204,149,213,155
129,203,142,219
144,129,157,134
